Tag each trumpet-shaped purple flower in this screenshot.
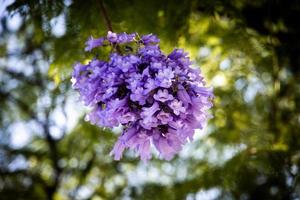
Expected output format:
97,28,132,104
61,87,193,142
107,31,118,43
141,102,160,118
139,45,162,59
140,116,158,130
169,99,186,115
144,78,157,94
157,111,173,124
126,130,152,161
150,62,164,71
168,48,187,60
156,68,174,88
153,131,183,160
103,87,118,100
110,127,136,160
72,31,213,162
85,37,104,52
177,84,192,106
118,32,136,43
168,119,184,130
141,34,160,45
119,112,137,124
130,87,147,105
153,89,174,102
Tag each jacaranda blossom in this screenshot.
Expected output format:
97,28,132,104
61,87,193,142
72,32,213,162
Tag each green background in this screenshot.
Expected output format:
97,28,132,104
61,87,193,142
1,0,300,199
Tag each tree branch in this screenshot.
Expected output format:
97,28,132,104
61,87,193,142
97,0,122,53
98,0,113,32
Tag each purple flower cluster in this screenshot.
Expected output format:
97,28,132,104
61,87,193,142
72,31,213,162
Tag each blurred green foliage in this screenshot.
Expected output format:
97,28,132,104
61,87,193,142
1,0,300,199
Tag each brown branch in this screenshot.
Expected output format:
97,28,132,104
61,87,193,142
97,0,122,54
98,0,113,32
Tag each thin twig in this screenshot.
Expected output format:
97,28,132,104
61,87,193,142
97,0,122,53
98,0,113,32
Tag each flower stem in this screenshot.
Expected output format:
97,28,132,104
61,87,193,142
98,0,113,32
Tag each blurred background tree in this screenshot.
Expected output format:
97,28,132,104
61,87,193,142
1,0,300,199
